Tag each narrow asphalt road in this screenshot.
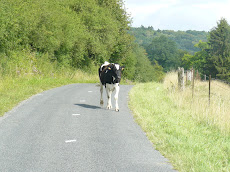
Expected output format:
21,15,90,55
0,83,175,172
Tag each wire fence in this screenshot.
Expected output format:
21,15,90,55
176,68,230,133
178,67,230,105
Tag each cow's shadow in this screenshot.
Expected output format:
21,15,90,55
74,104,101,109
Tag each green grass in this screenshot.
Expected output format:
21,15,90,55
129,82,230,172
0,68,132,117
0,71,98,117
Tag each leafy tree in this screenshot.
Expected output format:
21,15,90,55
180,18,230,81
181,41,210,71
0,0,163,82
193,41,216,75
129,27,208,54
132,44,164,82
181,53,193,70
208,18,230,80
146,35,180,71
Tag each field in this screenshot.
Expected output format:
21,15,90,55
129,72,230,172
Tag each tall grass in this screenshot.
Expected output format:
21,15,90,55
164,72,230,134
129,73,230,172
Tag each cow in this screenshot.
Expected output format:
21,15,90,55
98,61,124,112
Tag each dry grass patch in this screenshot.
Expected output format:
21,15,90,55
129,73,230,171
164,72,230,134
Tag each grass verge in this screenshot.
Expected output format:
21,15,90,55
129,82,230,172
0,70,98,117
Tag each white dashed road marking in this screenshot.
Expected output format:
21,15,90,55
72,114,80,116
88,91,93,93
65,140,76,143
80,100,86,103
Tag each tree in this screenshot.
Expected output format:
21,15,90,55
193,41,216,75
132,44,164,82
1,0,164,82
128,27,208,54
146,35,180,71
209,18,230,80
181,41,214,74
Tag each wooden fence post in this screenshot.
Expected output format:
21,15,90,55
178,67,184,91
192,68,195,98
209,75,211,105
186,70,188,85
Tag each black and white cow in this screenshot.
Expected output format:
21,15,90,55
99,61,124,112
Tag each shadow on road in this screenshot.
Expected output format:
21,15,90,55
75,104,101,109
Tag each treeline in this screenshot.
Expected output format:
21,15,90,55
183,18,230,82
129,27,208,54
129,26,208,71
0,0,164,82
130,19,230,82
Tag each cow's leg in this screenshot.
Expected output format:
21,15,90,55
114,83,120,112
106,84,112,109
100,83,104,106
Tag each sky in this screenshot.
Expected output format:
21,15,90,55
123,0,230,31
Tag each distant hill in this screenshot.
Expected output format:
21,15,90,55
129,26,208,54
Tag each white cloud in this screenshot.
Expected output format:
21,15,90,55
216,1,230,19
124,0,230,31
126,3,167,18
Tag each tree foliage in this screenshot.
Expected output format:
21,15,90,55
125,18,230,81
146,35,180,71
132,44,164,82
129,27,208,54
129,26,207,72
0,0,164,82
180,18,230,81
209,18,230,79
182,41,212,74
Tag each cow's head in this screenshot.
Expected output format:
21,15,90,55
110,64,124,83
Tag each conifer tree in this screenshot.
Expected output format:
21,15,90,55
209,18,230,80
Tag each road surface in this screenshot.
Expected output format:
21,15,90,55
0,84,175,172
